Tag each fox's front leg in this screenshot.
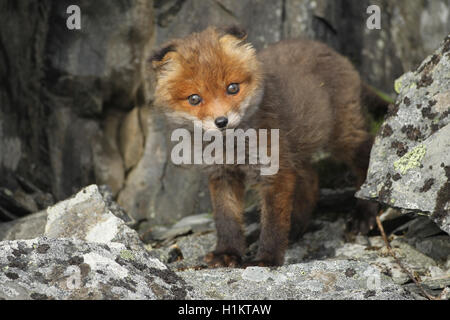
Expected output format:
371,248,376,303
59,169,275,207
253,169,297,266
205,170,246,268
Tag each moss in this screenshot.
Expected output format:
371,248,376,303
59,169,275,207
119,250,135,261
393,144,427,174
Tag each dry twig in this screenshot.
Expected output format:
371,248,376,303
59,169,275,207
376,214,443,300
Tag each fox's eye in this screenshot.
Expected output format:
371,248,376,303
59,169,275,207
226,83,240,95
188,94,202,106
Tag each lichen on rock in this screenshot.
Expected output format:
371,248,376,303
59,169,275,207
394,144,427,174
357,34,450,235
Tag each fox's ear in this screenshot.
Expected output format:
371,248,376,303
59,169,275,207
222,25,248,41
149,44,177,69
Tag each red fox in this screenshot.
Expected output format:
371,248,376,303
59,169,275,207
150,26,381,267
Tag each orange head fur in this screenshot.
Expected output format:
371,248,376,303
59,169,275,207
150,26,263,130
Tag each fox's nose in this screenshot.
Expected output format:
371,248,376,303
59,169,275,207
214,117,228,129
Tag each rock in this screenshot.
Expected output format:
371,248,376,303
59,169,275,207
413,236,450,263
92,112,126,197
3,0,450,228
283,0,450,95
0,0,54,197
0,238,189,300
0,179,54,222
44,0,155,200
359,0,450,95
10,189,38,214
0,188,33,220
402,217,445,239
97,185,135,226
117,112,210,224
47,107,101,200
46,0,155,114
151,213,214,241
0,211,47,241
380,208,404,222
45,185,141,250
1,183,447,300
421,266,450,290
152,226,193,243
155,0,284,50
178,260,415,300
357,35,450,234
0,0,156,204
0,185,190,300
170,213,214,233
147,213,448,299
119,108,145,171
150,232,216,267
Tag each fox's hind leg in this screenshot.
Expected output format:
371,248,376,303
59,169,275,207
289,164,319,242
331,101,379,234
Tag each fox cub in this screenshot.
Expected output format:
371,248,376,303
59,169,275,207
150,26,380,267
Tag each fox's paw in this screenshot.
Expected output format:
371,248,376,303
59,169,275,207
204,251,241,268
347,199,379,235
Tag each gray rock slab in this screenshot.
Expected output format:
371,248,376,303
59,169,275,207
177,260,415,300
357,35,450,234
0,211,47,241
45,185,142,250
0,238,188,300
150,213,215,242
149,216,449,296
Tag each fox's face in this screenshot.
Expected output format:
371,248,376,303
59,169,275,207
150,27,263,131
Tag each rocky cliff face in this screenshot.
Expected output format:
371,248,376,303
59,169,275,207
0,0,155,221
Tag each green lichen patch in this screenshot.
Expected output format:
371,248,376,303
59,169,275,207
119,250,135,261
394,78,402,94
394,144,427,174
